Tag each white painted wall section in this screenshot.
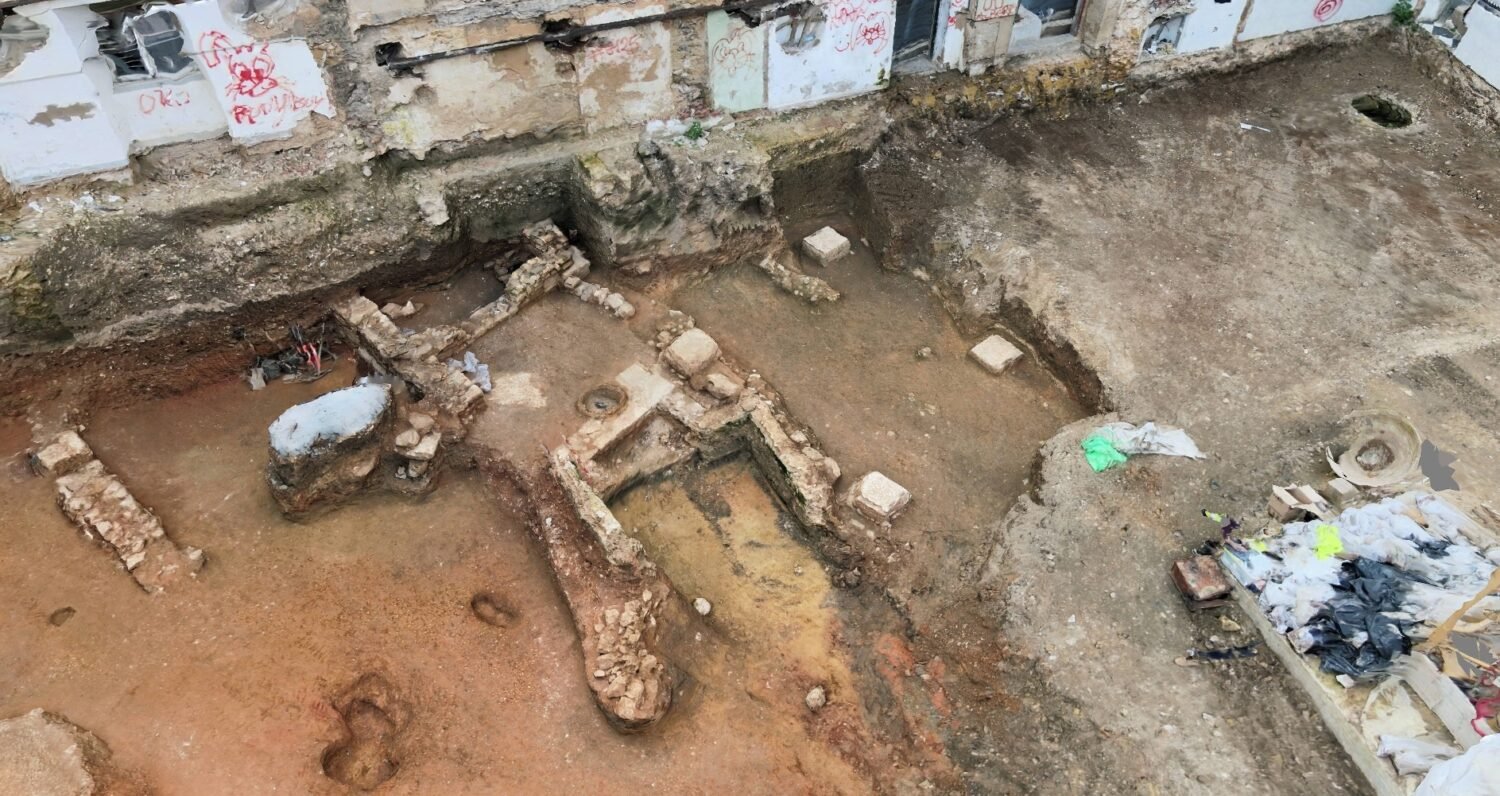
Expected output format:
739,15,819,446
1175,0,1250,52
1238,0,1392,40
0,4,129,185
939,0,967,69
767,0,895,110
1453,1,1500,90
706,11,768,112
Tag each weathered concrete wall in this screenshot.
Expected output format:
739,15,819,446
10,0,1497,189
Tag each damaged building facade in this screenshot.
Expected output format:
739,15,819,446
1,0,1497,186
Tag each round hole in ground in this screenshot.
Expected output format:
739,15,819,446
1352,94,1412,128
577,384,627,418
470,592,519,628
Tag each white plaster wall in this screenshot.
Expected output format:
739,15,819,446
109,76,227,148
767,0,896,110
706,10,768,112
1453,2,1500,90
1238,0,1391,40
0,72,130,185
0,4,130,185
1175,0,1250,52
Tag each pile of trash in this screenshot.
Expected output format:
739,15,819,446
1081,421,1206,472
1221,493,1499,679
1205,411,1500,792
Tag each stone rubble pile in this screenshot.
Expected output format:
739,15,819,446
590,591,672,728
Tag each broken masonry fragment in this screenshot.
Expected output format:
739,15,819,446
850,471,912,523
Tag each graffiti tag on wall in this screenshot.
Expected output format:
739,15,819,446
711,23,760,73
137,86,192,115
198,30,327,128
1312,0,1342,21
827,0,893,53
586,31,645,64
970,0,1019,22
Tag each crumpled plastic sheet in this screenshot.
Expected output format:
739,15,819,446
1095,422,1206,459
1378,734,1461,776
1413,734,1500,796
1223,493,1498,679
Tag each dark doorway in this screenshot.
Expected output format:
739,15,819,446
893,0,940,58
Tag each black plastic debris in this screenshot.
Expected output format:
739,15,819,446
1300,559,1423,679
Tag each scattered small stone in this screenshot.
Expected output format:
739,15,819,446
394,429,420,448
693,597,712,616
915,346,934,361
805,686,827,711
407,412,435,433
789,429,809,445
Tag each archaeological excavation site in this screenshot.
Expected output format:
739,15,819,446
5,0,1500,790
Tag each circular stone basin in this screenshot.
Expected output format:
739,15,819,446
578,384,627,418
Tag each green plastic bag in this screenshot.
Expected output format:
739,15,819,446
1081,435,1128,472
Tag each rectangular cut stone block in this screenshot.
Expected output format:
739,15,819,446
851,471,912,522
969,335,1024,375
663,329,720,377
801,226,851,266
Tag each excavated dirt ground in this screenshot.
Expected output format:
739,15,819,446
4,34,1500,796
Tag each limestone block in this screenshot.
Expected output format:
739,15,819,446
969,335,1023,375
34,431,92,476
663,329,720,377
850,471,912,522
801,226,851,266
703,372,741,401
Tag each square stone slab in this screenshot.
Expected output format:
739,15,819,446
850,471,912,522
663,328,720,377
801,227,851,266
969,334,1023,375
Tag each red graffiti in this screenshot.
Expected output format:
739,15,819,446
137,86,191,115
198,31,279,98
588,31,644,63
231,91,325,125
947,0,968,27
711,25,758,73
1313,0,1342,21
195,29,328,127
971,0,1018,21
828,0,893,52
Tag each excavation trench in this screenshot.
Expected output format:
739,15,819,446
0,129,1107,793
